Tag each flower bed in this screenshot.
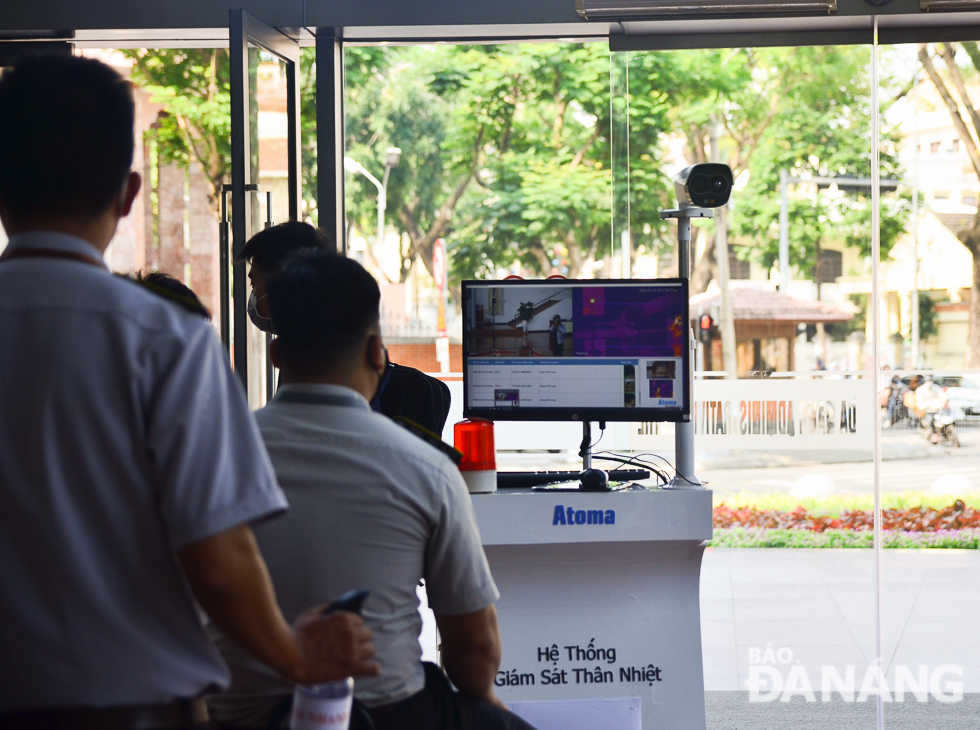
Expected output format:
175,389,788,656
713,500,980,532
709,494,980,548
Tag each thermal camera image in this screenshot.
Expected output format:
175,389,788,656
572,286,685,358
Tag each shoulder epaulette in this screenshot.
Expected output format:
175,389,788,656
117,274,210,318
392,416,463,466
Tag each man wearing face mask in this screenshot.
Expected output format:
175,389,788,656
239,222,453,436
209,250,535,730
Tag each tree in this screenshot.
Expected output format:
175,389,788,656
344,43,676,287
649,46,908,296
344,45,470,283
918,42,980,367
457,45,674,281
123,49,231,213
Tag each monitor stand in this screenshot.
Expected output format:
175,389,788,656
578,420,596,471
577,421,609,491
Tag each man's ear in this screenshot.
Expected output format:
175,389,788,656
368,333,386,372
269,337,281,370
119,171,142,217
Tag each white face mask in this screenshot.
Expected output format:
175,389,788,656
247,292,276,334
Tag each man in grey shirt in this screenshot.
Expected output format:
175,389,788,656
210,251,535,729
0,55,378,728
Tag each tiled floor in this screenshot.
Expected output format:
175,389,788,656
701,548,980,695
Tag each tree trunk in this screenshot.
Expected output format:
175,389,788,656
815,236,822,301
690,228,716,295
964,227,980,368
921,44,980,369
714,205,739,378
528,241,553,274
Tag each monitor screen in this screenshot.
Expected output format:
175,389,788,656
461,278,690,422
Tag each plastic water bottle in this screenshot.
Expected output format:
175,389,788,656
290,678,354,730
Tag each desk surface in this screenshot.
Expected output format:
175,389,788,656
472,487,713,546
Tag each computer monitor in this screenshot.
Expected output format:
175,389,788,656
462,278,690,422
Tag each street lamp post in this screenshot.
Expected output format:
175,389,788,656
344,147,402,256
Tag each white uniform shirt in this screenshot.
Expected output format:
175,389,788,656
0,232,287,711
209,383,499,727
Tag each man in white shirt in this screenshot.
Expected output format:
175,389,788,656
0,55,377,728
210,250,536,730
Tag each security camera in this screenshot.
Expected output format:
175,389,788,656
673,163,734,208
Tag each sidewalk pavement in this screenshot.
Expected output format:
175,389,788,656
701,547,980,727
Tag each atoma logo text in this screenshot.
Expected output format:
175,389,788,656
553,505,615,526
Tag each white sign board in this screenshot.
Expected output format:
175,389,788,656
630,378,874,451
509,697,642,730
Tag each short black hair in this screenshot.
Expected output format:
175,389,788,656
0,55,134,219
236,221,333,272
267,249,381,370
134,270,210,319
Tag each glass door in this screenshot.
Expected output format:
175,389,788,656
228,9,301,407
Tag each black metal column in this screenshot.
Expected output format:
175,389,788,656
316,27,346,255
229,9,252,389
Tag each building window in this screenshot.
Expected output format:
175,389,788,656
952,139,960,153
934,191,949,200
930,141,941,153
729,250,751,280
964,193,977,206
815,249,842,283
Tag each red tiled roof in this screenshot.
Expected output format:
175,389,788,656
690,287,853,323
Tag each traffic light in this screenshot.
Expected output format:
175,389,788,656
698,314,713,343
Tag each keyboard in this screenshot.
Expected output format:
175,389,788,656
496,469,651,489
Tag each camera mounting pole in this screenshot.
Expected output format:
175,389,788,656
660,204,712,489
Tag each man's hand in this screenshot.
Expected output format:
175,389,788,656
292,608,380,684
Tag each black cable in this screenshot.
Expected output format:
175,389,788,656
579,423,606,461
591,450,707,486
591,422,605,451
593,450,670,473
594,456,669,485
591,451,670,485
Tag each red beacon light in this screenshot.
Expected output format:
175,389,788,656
454,418,497,494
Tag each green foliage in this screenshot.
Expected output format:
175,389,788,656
125,42,908,293
122,49,231,211
918,291,941,341
652,45,910,278
827,293,869,341
344,43,675,284
299,48,317,223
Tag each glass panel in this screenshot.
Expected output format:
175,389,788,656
344,42,613,430
617,44,881,726
245,45,293,406
87,48,227,333
610,49,631,277
880,40,980,726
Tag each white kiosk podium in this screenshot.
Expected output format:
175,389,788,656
471,488,712,730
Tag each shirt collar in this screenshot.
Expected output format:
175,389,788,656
273,383,371,410
7,232,108,268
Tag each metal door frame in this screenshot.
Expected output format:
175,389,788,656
228,8,301,404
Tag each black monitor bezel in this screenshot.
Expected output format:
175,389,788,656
461,278,690,423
